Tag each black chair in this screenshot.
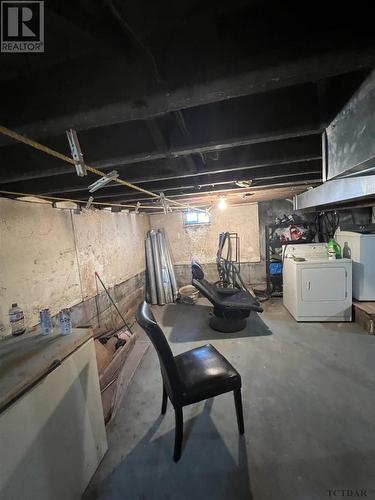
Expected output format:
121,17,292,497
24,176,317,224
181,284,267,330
136,301,245,462
191,259,263,332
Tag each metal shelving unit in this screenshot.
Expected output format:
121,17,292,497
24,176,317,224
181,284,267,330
265,222,316,297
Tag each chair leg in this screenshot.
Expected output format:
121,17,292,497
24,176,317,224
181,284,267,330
234,388,245,435
173,406,183,462
161,385,168,415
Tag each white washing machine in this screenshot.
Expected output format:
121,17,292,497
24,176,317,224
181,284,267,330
335,230,375,301
283,243,352,322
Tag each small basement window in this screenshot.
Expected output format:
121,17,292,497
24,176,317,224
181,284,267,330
184,211,210,226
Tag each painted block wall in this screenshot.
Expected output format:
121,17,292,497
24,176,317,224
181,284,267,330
0,198,150,332
71,209,149,299
150,204,260,264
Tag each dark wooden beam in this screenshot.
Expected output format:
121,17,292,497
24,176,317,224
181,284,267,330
0,128,321,184
96,175,322,204
0,47,373,146
0,136,321,195
0,114,320,183
45,166,321,202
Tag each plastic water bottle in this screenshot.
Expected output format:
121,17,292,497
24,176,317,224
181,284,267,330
9,303,26,336
40,309,53,335
0,322,7,340
59,308,72,335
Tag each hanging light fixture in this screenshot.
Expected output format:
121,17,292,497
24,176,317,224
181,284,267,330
52,201,79,210
217,196,227,210
235,180,252,188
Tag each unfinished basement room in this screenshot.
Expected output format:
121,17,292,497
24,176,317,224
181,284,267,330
1,3,375,500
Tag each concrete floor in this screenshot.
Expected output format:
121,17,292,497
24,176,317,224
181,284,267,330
84,299,375,500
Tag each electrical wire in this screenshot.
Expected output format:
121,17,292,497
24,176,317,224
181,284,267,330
0,124,206,212
95,271,133,334
315,211,340,241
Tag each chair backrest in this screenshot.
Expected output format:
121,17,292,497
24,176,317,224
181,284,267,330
192,259,205,280
136,302,182,402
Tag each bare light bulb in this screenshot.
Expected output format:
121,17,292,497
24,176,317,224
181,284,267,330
218,197,227,210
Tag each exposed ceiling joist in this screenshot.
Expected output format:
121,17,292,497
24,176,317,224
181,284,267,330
0,129,321,186
0,47,373,146
92,175,321,205
1,3,372,209
41,160,321,200
1,133,321,195
0,127,321,185
41,157,321,196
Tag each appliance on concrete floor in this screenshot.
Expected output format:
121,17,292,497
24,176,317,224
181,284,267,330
283,243,352,322
0,329,107,500
335,230,375,301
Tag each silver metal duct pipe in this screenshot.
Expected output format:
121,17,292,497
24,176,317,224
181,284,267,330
160,228,178,300
145,229,178,305
157,231,173,303
326,69,375,180
294,70,375,211
149,230,165,305
293,175,375,210
145,234,157,304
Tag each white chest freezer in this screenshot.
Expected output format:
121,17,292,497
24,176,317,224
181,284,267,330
0,334,108,500
283,243,352,322
335,230,375,301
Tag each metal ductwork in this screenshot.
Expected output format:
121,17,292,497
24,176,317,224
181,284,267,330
145,229,178,305
294,69,375,210
294,175,375,210
327,69,375,180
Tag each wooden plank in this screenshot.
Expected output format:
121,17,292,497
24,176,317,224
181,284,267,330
353,302,375,334
95,340,113,374
93,288,143,333
2,46,373,145
354,308,374,334
108,341,150,425
353,301,375,316
99,335,149,424
99,331,135,390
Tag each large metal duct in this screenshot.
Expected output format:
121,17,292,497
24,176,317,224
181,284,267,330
159,228,178,301
150,230,165,305
157,230,173,303
145,234,157,304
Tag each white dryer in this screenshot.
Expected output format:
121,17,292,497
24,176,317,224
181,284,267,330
283,243,352,322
